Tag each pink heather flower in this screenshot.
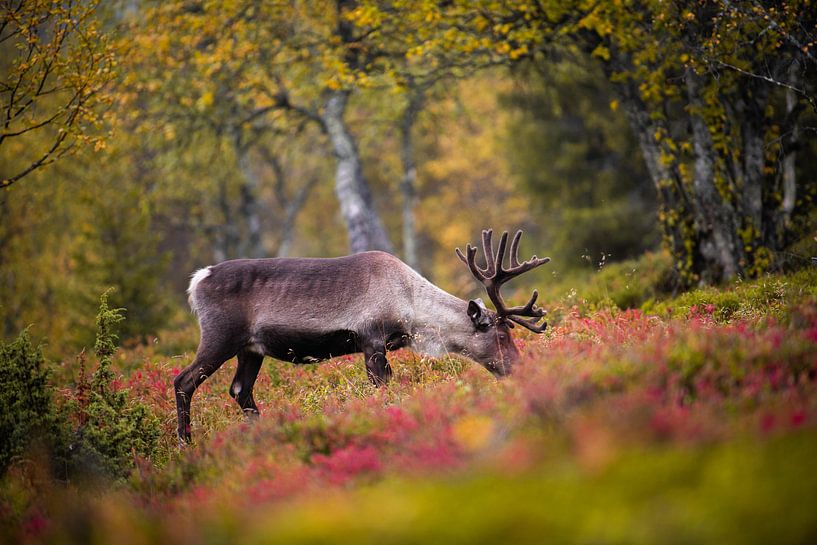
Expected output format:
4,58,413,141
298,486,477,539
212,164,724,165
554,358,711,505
313,445,382,485
791,410,807,428
23,512,48,538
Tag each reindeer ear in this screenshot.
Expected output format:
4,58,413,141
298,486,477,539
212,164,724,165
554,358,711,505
468,299,492,329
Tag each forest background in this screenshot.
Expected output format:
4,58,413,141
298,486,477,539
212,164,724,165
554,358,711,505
3,2,817,543
3,0,816,357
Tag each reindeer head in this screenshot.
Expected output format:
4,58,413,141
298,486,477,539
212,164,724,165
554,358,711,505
456,229,549,376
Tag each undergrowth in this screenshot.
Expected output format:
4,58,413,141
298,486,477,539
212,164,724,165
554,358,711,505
1,271,816,544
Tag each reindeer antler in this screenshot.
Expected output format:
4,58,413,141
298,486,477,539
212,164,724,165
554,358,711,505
456,229,550,333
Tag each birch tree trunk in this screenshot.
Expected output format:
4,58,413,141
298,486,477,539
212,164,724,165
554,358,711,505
276,177,317,257
235,145,266,259
322,89,392,253
618,78,696,284
597,14,810,285
739,86,768,235
685,69,742,280
213,176,239,263
782,60,800,226
400,89,423,271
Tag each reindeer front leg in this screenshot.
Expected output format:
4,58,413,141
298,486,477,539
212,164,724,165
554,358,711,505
363,341,392,386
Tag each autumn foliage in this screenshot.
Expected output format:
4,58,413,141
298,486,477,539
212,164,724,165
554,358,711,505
2,1,817,542
2,271,817,543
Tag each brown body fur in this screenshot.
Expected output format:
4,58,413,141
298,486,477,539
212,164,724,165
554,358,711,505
174,251,519,443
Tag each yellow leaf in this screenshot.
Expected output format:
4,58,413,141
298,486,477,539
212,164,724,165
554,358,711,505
196,91,214,111
452,415,495,453
591,44,610,61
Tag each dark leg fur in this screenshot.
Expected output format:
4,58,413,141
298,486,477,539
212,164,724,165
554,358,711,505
174,338,238,445
363,343,392,386
229,349,263,417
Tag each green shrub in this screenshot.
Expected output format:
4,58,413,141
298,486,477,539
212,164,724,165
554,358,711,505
0,332,67,475
0,293,163,482
68,292,162,479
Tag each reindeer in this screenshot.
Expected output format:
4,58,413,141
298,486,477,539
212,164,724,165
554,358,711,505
174,229,549,443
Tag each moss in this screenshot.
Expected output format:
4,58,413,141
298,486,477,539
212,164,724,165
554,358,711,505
646,268,817,322
539,250,676,317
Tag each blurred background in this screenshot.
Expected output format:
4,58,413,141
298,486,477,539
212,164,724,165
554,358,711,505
1,0,815,354
3,5,817,543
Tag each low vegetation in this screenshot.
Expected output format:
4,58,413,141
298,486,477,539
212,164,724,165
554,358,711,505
1,268,816,543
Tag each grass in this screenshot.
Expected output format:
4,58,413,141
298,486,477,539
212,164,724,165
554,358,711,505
2,265,817,544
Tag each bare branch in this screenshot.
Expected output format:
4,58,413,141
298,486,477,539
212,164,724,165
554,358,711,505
711,59,817,114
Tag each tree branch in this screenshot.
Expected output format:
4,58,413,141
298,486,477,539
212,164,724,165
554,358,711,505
711,59,817,114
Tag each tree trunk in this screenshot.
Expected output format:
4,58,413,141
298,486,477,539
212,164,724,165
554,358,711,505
685,69,743,281
277,177,318,257
782,60,799,226
256,146,317,258
235,145,266,259
605,40,803,284
739,87,768,235
617,78,696,286
322,89,392,253
400,89,423,271
213,175,239,263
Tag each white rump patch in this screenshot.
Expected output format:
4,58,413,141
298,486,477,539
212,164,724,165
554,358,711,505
187,267,212,314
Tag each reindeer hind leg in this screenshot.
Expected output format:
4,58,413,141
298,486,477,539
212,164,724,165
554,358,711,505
174,336,239,445
229,348,264,417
